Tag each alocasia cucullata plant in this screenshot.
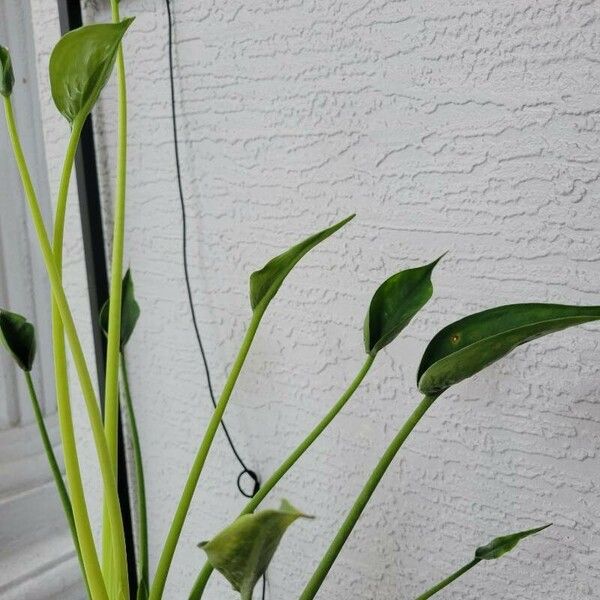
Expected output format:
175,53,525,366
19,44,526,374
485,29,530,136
1,4,598,600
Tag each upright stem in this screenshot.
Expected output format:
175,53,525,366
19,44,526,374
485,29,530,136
102,3,130,593
49,114,98,599
413,559,480,600
4,95,126,600
298,393,438,600
24,372,91,599
149,309,265,600
104,0,128,471
5,97,108,600
189,354,376,600
121,352,149,594
102,0,129,591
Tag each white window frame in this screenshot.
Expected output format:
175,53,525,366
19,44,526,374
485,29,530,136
0,2,83,598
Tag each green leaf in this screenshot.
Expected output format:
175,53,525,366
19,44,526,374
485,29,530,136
199,500,313,600
249,215,354,311
364,255,443,356
418,303,600,396
0,310,36,371
49,18,134,124
475,524,551,561
0,46,15,97
100,269,141,349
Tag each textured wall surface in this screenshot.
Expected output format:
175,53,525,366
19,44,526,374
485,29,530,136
33,1,600,598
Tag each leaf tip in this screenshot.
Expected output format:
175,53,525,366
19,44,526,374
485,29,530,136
431,251,448,267
0,309,36,371
332,213,356,231
120,16,136,30
0,45,15,98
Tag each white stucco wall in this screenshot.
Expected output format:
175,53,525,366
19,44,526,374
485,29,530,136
29,1,600,599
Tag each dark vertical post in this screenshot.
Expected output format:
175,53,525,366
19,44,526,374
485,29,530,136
56,2,137,597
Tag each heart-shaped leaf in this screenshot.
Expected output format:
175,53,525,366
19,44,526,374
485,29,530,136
199,500,312,600
100,269,140,349
364,255,443,356
418,303,600,395
0,46,15,98
49,18,134,124
249,215,354,311
475,524,551,561
0,310,36,371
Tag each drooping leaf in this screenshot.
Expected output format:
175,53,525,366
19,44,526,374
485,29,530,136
199,500,312,600
49,18,134,124
364,255,443,356
0,46,15,97
0,310,36,371
100,269,140,349
475,524,551,561
249,215,354,311
418,303,600,396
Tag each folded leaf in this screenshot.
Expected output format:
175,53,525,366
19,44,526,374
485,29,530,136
49,18,134,124
418,303,600,395
199,500,312,600
100,269,140,349
0,46,14,97
0,310,36,371
364,255,443,356
249,215,354,311
475,524,551,560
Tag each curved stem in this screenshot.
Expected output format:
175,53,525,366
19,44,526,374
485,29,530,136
4,95,126,600
413,559,480,600
50,114,104,600
102,3,130,594
24,372,91,599
298,393,439,600
149,309,264,600
5,97,108,600
121,352,149,595
188,354,376,600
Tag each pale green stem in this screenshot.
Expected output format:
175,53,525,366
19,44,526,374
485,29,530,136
413,559,481,600
50,113,99,599
102,2,130,594
121,352,149,596
3,95,126,600
24,371,91,599
6,97,108,600
298,393,439,600
148,309,265,600
189,354,376,600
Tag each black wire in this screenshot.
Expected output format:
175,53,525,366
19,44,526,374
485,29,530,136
165,0,260,500
165,5,267,596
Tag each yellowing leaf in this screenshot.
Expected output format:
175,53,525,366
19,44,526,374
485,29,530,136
199,500,312,600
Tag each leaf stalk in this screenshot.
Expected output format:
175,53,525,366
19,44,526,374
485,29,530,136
149,308,265,600
188,354,376,599
3,94,125,600
298,393,439,600
413,558,481,600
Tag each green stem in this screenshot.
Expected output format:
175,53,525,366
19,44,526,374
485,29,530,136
298,393,439,600
102,3,130,594
121,352,149,595
413,559,481,600
3,95,125,600
49,113,97,599
189,354,376,600
24,372,91,599
149,309,265,600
